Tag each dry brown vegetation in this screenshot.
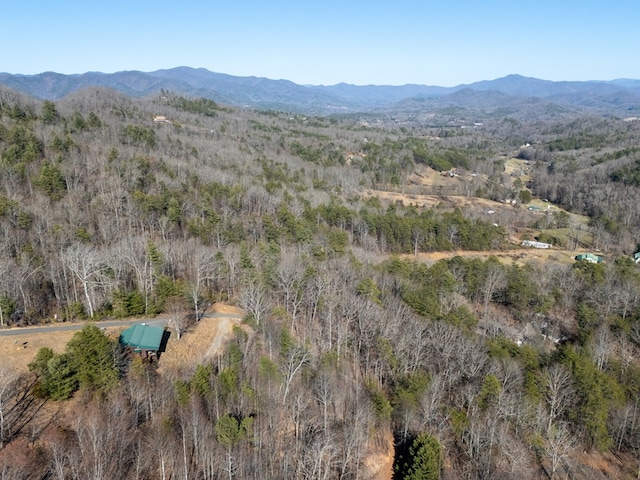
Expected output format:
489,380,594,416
404,247,580,267
0,323,134,375
157,304,245,376
0,331,75,374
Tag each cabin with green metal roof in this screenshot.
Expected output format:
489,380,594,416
574,253,603,264
119,323,167,359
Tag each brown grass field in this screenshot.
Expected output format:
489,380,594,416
0,329,77,375
404,247,581,267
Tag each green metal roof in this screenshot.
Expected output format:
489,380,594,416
574,253,603,263
120,324,165,351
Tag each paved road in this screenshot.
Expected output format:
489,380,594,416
0,319,162,336
0,312,242,337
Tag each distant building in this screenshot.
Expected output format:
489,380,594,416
153,115,170,123
521,240,552,249
575,253,603,264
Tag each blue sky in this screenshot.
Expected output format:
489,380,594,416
2,0,638,86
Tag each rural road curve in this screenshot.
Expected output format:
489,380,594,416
0,312,242,337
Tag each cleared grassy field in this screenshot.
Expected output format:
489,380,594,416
0,328,118,375
538,227,594,249
504,157,532,183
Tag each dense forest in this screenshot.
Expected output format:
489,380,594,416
2,84,640,479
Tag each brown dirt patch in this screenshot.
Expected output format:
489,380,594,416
363,430,395,480
0,330,75,375
0,324,132,375
571,450,629,479
403,247,580,267
210,303,244,315
157,305,245,377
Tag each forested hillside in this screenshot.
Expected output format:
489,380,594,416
2,84,640,479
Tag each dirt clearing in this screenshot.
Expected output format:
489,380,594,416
157,304,245,376
404,247,581,266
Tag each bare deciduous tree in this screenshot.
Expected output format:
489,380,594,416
166,295,191,340
280,344,310,405
239,281,271,326
592,325,612,371
181,241,217,322
481,262,507,319
276,254,306,332
545,422,574,479
543,364,574,434
115,236,156,314
63,244,106,318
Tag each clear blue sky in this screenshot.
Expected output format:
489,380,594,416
2,0,638,86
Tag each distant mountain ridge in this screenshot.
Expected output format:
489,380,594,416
1,67,639,115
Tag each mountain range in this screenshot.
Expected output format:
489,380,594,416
1,66,640,116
